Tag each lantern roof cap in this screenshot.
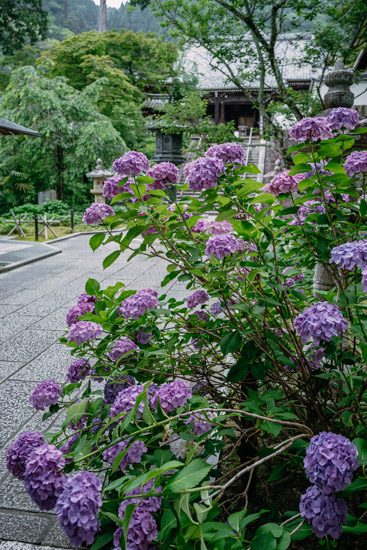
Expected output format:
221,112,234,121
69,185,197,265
86,158,113,178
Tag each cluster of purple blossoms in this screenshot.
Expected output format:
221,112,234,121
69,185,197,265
102,437,147,470
304,432,359,494
205,142,245,165
289,117,332,143
192,219,233,235
77,291,97,309
55,471,102,548
262,170,303,196
289,200,326,226
103,374,135,405
189,310,209,323
191,219,210,233
6,431,45,480
344,150,367,177
167,203,192,220
109,384,145,419
66,291,97,327
146,162,179,189
294,302,349,345
363,266,367,292
330,240,367,271
109,337,138,362
152,380,192,413
113,151,150,177
136,331,152,345
299,486,347,539
24,444,66,511
103,175,134,199
60,433,79,458
66,359,91,383
30,379,62,411
186,412,216,435
83,203,114,225
187,289,209,309
67,321,103,345
326,107,359,130
282,267,304,287
121,289,159,320
205,234,243,260
114,481,161,550
307,345,325,369
187,156,225,192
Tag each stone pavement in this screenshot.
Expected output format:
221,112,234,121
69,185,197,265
0,237,61,272
0,235,189,548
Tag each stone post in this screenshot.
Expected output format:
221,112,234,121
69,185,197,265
86,158,113,205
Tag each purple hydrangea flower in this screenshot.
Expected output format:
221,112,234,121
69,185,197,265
121,289,159,320
136,331,152,345
109,338,138,362
205,234,242,260
60,433,79,458
189,310,209,323
289,117,332,143
187,156,225,192
118,480,162,517
109,384,145,419
113,151,150,177
191,219,210,233
66,359,91,383
102,437,147,470
24,444,66,511
326,107,359,130
66,305,88,327
104,175,134,199
83,203,115,225
262,170,301,196
289,200,326,226
330,240,367,271
113,509,157,550
307,345,325,369
186,412,215,435
210,301,223,316
363,266,367,292
55,471,102,547
147,162,179,189
282,267,304,287
345,151,367,177
205,142,245,165
6,432,45,480
103,374,136,404
304,431,359,493
67,321,103,345
183,160,194,178
205,220,233,235
294,302,348,345
30,380,62,411
300,486,347,539
152,380,192,413
187,290,209,309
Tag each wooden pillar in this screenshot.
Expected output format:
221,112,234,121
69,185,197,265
214,99,220,125
220,102,225,124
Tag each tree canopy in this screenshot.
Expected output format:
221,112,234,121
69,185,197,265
0,0,48,54
0,66,125,209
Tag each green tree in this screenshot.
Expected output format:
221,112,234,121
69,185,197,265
0,65,125,210
132,0,367,158
0,0,48,54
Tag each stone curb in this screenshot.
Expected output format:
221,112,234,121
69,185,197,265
43,229,123,244
0,246,62,274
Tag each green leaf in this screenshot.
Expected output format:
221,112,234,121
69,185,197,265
293,152,312,165
277,532,291,550
165,459,212,493
89,232,105,251
89,531,115,550
120,225,146,250
338,477,367,497
268,463,287,482
360,199,367,217
298,178,315,192
220,331,242,355
159,509,177,540
251,532,277,550
257,523,283,538
122,504,136,548
216,209,238,222
228,510,247,533
85,278,100,296
244,163,261,174
251,193,274,205
67,400,87,423
237,179,263,197
261,421,282,437
288,164,312,176
343,522,367,535
103,250,121,269
353,438,367,465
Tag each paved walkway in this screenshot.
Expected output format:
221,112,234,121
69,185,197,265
0,235,188,549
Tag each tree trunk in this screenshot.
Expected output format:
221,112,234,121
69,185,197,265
99,0,107,33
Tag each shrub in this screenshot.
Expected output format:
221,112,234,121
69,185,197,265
7,109,367,549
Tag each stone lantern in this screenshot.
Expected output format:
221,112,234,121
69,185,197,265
86,158,113,205
148,122,186,166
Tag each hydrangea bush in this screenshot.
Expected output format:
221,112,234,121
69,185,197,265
7,108,367,549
